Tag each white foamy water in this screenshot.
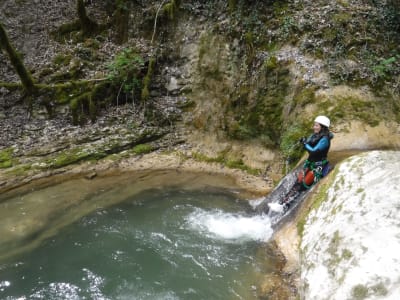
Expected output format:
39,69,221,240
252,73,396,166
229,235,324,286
248,197,265,209
186,209,273,242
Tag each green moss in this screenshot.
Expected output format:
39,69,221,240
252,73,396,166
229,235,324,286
341,248,353,260
141,86,149,102
191,151,260,175
83,38,100,50
197,32,223,80
131,144,153,155
226,60,290,144
293,86,317,107
89,98,97,122
226,158,260,175
0,23,36,95
46,148,105,168
316,94,381,127
325,230,347,275
244,32,254,47
328,230,341,256
141,58,155,102
52,21,81,41
337,0,350,7
53,53,72,66
163,0,181,20
356,187,364,194
371,282,388,296
264,56,278,70
351,284,369,299
331,202,343,215
69,91,96,125
70,97,80,125
273,2,289,16
297,167,339,237
332,12,352,26
0,148,14,169
3,163,34,178
228,0,237,13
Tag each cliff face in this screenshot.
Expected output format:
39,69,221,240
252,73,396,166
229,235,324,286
300,151,400,299
0,0,399,178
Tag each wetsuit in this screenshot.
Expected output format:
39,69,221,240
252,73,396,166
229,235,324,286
304,132,333,163
279,131,334,209
299,132,334,189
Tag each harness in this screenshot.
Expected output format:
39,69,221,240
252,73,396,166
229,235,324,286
306,132,332,162
301,131,332,188
300,159,329,189
304,158,328,169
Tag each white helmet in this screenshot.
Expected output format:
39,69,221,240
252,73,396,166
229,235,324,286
314,115,330,128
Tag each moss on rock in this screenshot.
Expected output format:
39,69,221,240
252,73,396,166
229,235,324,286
0,148,14,169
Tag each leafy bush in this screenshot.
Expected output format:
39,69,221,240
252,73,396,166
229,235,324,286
107,48,144,96
280,123,309,165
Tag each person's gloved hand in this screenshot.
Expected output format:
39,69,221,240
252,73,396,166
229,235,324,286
299,137,307,144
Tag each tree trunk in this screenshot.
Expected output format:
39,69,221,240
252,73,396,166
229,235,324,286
0,23,36,95
114,0,130,44
77,0,98,35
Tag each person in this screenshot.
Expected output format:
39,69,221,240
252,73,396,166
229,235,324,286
278,115,333,211
297,115,334,189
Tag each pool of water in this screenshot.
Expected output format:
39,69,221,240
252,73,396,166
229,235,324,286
0,173,276,299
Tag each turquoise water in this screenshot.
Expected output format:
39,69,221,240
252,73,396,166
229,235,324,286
0,184,275,299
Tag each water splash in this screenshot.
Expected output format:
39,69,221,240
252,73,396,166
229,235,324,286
248,197,265,209
186,208,273,242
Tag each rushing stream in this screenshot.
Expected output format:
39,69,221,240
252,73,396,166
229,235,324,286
0,172,277,299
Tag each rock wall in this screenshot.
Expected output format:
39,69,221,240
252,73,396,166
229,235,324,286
1,0,399,180
300,151,400,299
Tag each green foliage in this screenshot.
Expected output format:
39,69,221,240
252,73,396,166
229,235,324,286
373,55,398,79
131,144,153,155
0,148,14,169
107,48,144,95
280,123,308,165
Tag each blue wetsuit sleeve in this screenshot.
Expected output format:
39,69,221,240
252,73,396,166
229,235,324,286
305,137,329,153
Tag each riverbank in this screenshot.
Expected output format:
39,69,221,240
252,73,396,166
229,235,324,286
0,147,273,197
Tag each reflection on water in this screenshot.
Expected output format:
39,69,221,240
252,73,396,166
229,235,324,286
0,173,276,299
